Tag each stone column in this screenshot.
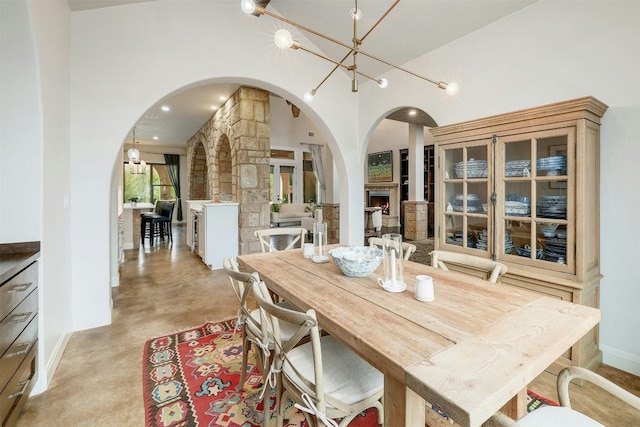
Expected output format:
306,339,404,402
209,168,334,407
403,200,429,241
321,203,340,244
186,86,271,255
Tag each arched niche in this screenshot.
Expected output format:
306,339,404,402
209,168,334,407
214,135,232,197
189,136,209,200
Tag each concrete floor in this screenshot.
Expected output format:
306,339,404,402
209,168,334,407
17,225,239,426
16,224,639,426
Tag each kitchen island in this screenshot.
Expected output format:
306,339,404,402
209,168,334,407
186,200,238,269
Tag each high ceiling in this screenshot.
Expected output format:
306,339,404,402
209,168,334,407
68,0,537,147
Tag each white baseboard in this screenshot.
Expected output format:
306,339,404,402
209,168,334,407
601,343,640,376
30,328,73,396
111,273,120,287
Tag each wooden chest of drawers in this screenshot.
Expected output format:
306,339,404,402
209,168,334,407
0,247,39,427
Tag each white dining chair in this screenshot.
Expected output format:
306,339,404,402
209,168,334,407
429,249,508,283
483,366,640,426
368,236,416,260
222,257,265,391
224,257,319,427
252,279,384,427
254,227,307,253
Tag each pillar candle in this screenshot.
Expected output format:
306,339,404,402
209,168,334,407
390,248,397,283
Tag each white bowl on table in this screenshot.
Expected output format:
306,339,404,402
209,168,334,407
328,246,383,278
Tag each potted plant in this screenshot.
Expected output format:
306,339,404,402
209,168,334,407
270,202,281,223
129,197,138,207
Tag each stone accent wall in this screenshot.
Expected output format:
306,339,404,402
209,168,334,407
321,203,340,244
186,86,271,255
403,200,429,241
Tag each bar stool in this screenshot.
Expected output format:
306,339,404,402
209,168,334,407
141,201,174,246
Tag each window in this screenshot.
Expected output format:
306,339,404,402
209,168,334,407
303,152,318,204
270,164,295,203
124,163,176,203
268,149,318,204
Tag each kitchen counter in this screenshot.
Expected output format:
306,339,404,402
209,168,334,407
120,204,154,249
123,202,155,210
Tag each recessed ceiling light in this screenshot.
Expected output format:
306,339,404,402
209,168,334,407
153,136,159,140
161,105,170,112
211,105,218,110
218,96,227,101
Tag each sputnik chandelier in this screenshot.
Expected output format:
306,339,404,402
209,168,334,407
240,0,459,102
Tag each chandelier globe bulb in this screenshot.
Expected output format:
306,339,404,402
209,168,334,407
240,0,256,14
274,29,294,49
127,147,140,163
445,82,459,96
378,78,389,89
303,91,315,103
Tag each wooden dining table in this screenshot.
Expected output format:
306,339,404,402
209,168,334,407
238,244,600,427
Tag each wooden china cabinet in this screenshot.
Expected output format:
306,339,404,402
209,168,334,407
431,96,608,373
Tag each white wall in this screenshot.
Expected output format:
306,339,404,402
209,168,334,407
0,1,42,242
68,0,362,335
359,0,640,374
1,0,75,394
270,95,334,204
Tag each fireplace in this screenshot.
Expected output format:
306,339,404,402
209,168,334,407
364,184,399,228
368,190,390,215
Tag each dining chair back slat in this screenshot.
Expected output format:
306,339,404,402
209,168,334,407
252,280,384,427
429,249,507,283
368,237,416,260
255,227,307,253
222,257,262,392
484,366,640,426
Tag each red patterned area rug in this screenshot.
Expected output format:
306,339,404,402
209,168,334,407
526,389,558,412
142,318,379,427
428,389,557,425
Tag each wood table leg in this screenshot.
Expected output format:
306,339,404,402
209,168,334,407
384,373,425,427
499,387,527,421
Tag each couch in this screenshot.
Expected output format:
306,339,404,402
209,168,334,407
272,203,314,226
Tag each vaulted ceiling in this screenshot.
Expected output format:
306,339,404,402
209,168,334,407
68,0,537,147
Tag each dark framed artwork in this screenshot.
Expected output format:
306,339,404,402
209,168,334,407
368,150,393,182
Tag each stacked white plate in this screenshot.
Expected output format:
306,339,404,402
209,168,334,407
476,229,514,253
455,159,488,178
452,193,482,212
537,195,567,219
505,159,531,177
537,155,567,175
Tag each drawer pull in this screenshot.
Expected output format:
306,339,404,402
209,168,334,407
7,282,33,293
6,342,32,358
10,312,33,324
8,380,31,399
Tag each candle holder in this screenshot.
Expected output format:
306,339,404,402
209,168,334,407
380,233,405,291
312,222,328,263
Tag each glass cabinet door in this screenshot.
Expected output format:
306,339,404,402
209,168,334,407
441,141,491,253
498,128,574,271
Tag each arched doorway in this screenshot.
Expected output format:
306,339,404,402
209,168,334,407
367,107,438,240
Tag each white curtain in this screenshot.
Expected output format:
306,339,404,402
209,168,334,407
309,144,326,203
